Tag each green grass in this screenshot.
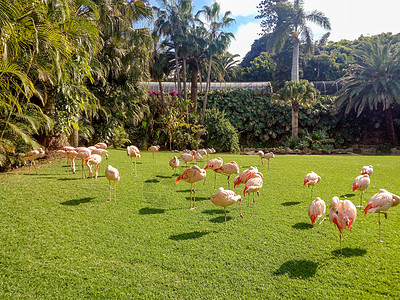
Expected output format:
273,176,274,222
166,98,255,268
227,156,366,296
1,150,399,299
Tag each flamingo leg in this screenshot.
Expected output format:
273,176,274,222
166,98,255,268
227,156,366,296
134,158,137,177
81,159,85,179
247,193,250,207
192,183,196,209
130,157,133,175
339,233,343,256
108,181,112,202
310,185,314,201
261,157,263,165
253,193,256,215
114,181,117,203
224,207,227,232
227,175,230,189
189,183,193,209
214,173,217,189
378,212,383,242
239,201,243,218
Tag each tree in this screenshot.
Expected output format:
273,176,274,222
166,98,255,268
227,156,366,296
336,35,400,145
257,0,331,82
272,80,318,138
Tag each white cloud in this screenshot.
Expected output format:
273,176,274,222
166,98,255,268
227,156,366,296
218,0,260,17
228,22,262,59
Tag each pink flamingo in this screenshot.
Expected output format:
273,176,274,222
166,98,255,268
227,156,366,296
178,153,194,168
85,154,102,179
210,187,243,231
329,196,357,255
214,161,240,189
243,172,263,215
352,174,370,207
91,148,108,159
194,151,203,167
308,197,326,227
233,166,259,189
105,165,120,202
204,157,223,188
57,146,76,170
264,151,275,170
363,189,400,241
75,147,92,178
21,147,45,174
148,145,160,162
361,165,373,176
176,165,206,210
304,171,321,200
169,156,180,175
256,150,264,165
127,145,141,176
94,142,107,149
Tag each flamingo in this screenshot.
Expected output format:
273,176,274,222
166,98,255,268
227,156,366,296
57,146,76,170
178,153,194,168
308,197,326,227
363,189,400,242
148,145,160,162
94,142,107,149
206,148,213,160
75,147,92,178
256,150,264,165
21,148,45,174
127,145,141,176
243,172,263,215
176,165,206,210
85,154,102,179
214,161,240,189
233,166,259,189
361,165,373,176
105,165,120,202
91,148,109,159
210,187,243,231
329,196,357,256
204,157,223,188
194,151,203,167
352,174,370,208
304,171,321,200
169,156,180,175
264,151,275,170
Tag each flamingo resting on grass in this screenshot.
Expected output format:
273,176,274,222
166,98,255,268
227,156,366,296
352,174,370,208
363,189,400,242
105,165,120,202
308,197,326,227
176,165,206,210
210,187,242,231
304,171,321,200
127,145,141,176
329,196,357,256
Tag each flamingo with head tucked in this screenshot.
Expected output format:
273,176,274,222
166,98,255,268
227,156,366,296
127,145,141,176
233,166,259,189
210,187,242,231
169,156,180,175
308,197,326,227
352,174,370,208
304,171,321,200
176,165,206,210
105,165,120,202
178,152,194,168
148,145,160,162
94,142,107,149
256,150,264,165
363,189,400,242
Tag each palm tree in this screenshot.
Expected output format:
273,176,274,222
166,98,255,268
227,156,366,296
272,80,318,138
336,35,400,145
257,0,331,82
197,2,235,123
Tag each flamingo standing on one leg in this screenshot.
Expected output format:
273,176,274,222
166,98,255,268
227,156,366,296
352,174,370,208
363,189,400,242
361,165,373,176
176,165,206,210
329,196,357,256
169,156,180,175
243,172,263,215
308,197,326,227
21,148,45,174
105,165,120,202
303,171,321,201
214,161,240,189
85,154,102,179
210,187,242,231
256,150,264,165
264,151,275,170
204,157,223,188
127,145,141,176
178,152,194,168
148,145,160,163
194,151,203,167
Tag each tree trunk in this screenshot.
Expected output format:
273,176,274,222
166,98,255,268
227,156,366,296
191,65,198,112
174,46,181,100
292,102,299,139
291,37,300,82
71,127,79,147
158,81,165,108
201,54,213,124
385,107,398,145
182,57,187,102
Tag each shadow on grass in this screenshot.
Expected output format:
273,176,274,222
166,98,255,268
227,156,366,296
282,201,301,206
202,209,225,215
292,222,313,230
210,216,232,223
144,179,160,183
156,175,172,179
185,196,208,202
274,259,318,279
60,197,93,206
169,231,209,241
332,247,367,257
139,207,166,215
340,193,356,198
176,189,191,193
58,177,81,181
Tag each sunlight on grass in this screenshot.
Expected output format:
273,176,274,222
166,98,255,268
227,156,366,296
0,150,399,298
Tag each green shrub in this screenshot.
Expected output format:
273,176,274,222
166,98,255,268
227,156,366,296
203,108,240,153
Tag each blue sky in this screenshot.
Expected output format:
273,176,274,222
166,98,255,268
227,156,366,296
150,0,400,61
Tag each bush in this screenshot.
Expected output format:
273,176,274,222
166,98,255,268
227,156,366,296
203,108,240,153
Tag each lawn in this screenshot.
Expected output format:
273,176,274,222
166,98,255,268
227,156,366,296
0,150,399,299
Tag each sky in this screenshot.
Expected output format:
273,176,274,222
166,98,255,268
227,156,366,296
150,0,400,60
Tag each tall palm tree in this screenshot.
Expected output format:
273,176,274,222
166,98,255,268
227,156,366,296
197,2,235,124
257,0,331,82
272,80,318,138
336,35,400,145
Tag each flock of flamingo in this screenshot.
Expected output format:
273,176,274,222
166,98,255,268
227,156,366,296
21,144,399,253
